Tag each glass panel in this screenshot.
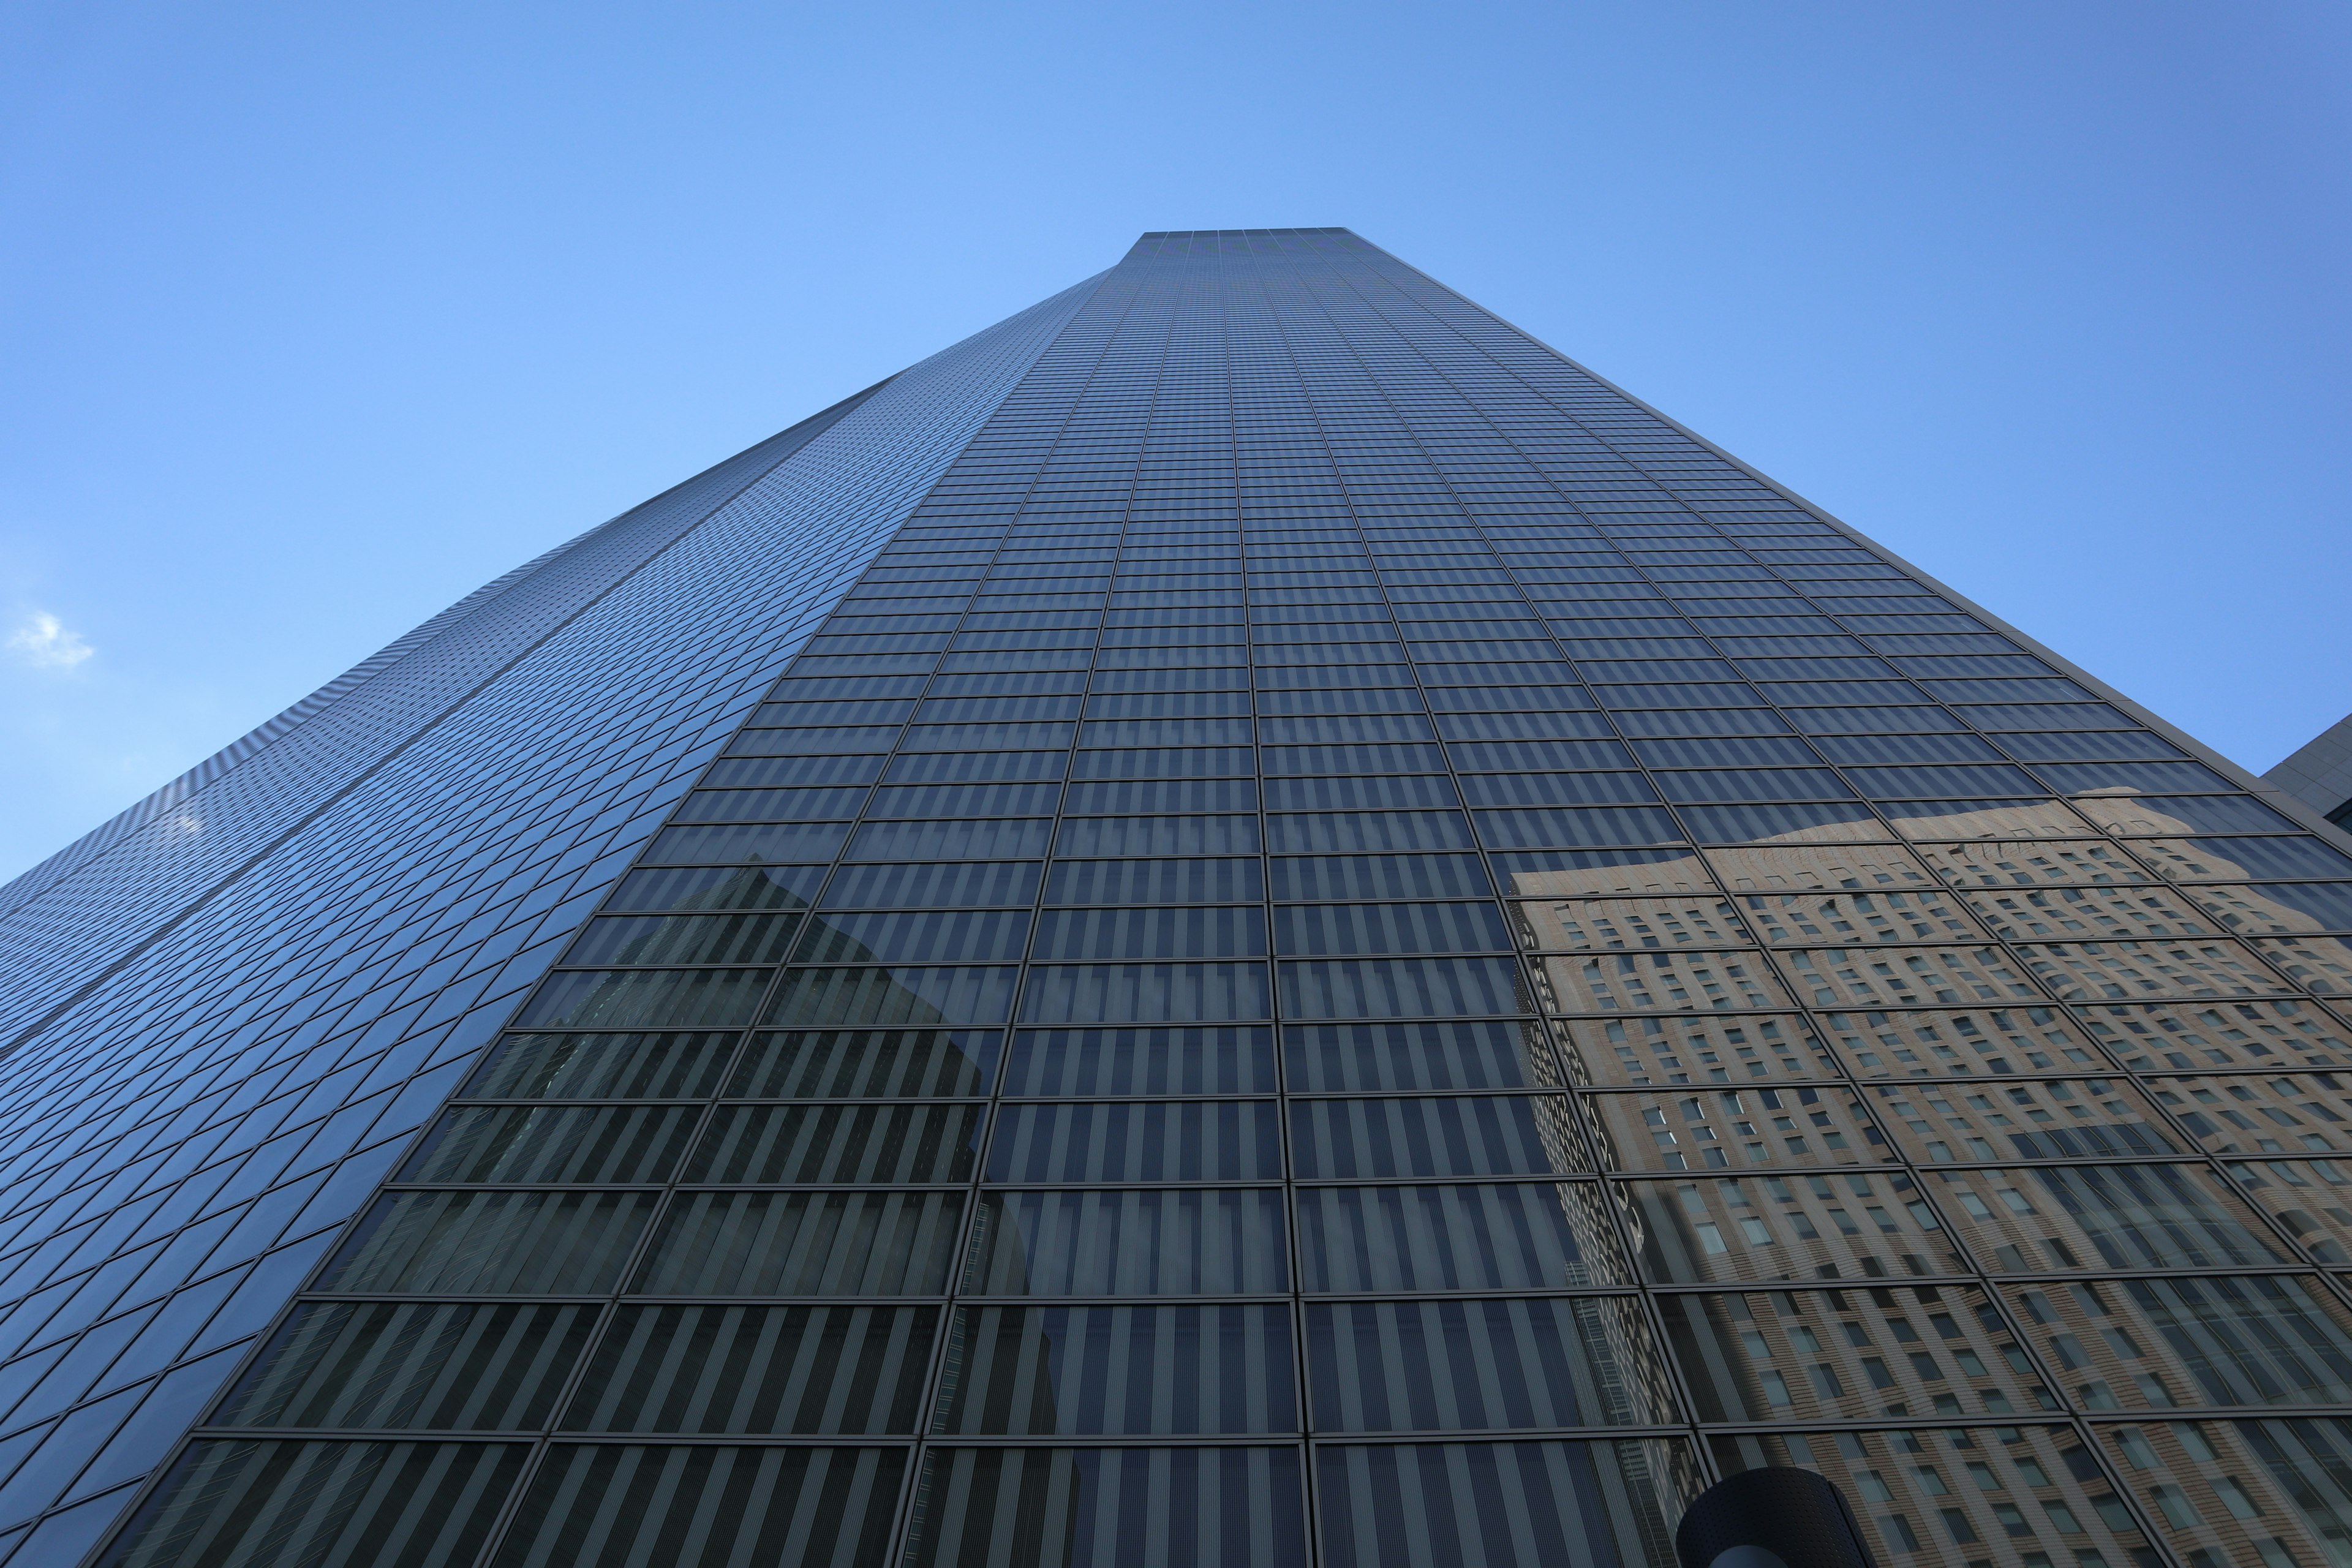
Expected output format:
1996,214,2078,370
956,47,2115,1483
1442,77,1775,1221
633,1193,964,1296
1660,1284,2051,1421
1002,1027,1276,1096
932,1305,1295,1433
1553,1014,1831,1088
319,1193,657,1295
988,1102,1281,1182
1925,1163,2288,1272
2005,1274,2352,1411
1315,1439,1696,1568
214,1302,596,1430
494,1444,905,1568
1621,1172,1956,1283
1289,1096,1588,1178
104,1440,526,1568
1585,1084,1888,1172
561,1304,937,1433
1534,949,1793,1012
1710,1425,2154,1568
1871,1076,2176,1163
905,1446,1306,1568
1306,1296,1675,1431
1295,1182,1630,1291
465,1032,738,1099
962,1191,1287,1296
2222,1157,2352,1262
401,1107,700,1183
687,1104,984,1183
729,1029,1000,1098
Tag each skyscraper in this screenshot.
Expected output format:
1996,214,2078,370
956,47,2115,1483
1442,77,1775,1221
0,227,2348,1567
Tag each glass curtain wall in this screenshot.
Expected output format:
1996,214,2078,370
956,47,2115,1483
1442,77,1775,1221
77,229,2352,1568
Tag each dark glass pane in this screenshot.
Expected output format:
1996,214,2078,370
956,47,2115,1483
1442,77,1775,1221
964,1190,1287,1295
1307,1297,1674,1430
989,1102,1282,1182
1003,1027,1277,1096
320,1193,655,1295
729,1030,999,1098
565,913,802,965
215,1302,595,1430
105,1439,526,1568
934,1305,1295,1434
464,1031,737,1099
1295,1182,1629,1291
494,1445,905,1568
401,1106,699,1183
635,1192,963,1295
687,1104,985,1183
562,1305,937,1433
905,1446,1306,1568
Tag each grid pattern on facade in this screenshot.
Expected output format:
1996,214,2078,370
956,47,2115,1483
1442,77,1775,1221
27,228,2352,1567
0,284,1093,1566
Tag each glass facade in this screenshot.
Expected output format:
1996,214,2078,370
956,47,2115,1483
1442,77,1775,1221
0,228,2342,1567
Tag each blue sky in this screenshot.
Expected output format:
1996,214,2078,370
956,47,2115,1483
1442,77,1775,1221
1,0,2346,881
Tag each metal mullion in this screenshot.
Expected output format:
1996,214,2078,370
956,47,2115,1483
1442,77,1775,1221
888,278,1167,1568
1216,277,1325,1542
1273,260,1719,1487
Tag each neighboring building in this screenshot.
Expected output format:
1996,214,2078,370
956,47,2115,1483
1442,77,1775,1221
2265,715,2352,830
0,230,2343,1567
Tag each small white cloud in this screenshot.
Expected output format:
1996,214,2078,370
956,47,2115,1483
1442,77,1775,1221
6,612,93,670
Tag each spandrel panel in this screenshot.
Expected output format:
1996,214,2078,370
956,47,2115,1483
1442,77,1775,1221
1284,1020,1567,1092
496,1444,906,1568
1553,1013,1833,1088
2250,933,2352,997
101,1439,529,1568
607,862,827,913
1921,1164,2287,1272
1659,1284,2052,1422
2007,1274,2352,1411
1001,1027,1276,1096
962,1190,1288,1297
2011,937,2297,1003
2146,1074,2352,1158
728,1028,1000,1098
564,912,803,965
931,1304,1295,1434
1289,1095,1588,1178
1314,1439,1695,1568
2222,1157,2352,1262
211,1302,596,1430
2192,881,2352,935
1956,881,2222,943
2133,835,2352,883
1710,1426,2154,1568
632,1191,963,1296
687,1104,984,1184
1507,887,1754,953
1295,1181,1630,1291
2074,997,2352,1071
905,1446,1307,1568
1870,1076,2177,1163
464,1031,739,1100
1584,1084,1889,1172
1773,943,2046,1009
793,909,1033,963
318,1192,655,1295
1534,949,1794,1014
518,968,771,1030
2097,1417,2352,1568
1621,1172,1959,1284
987,1102,1281,1182
559,1303,937,1433
401,1106,699,1184
1306,1295,1676,1432
1812,1005,2104,1077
